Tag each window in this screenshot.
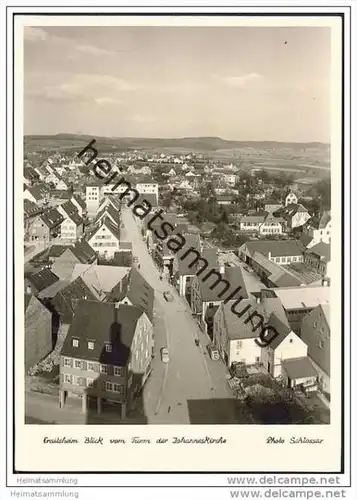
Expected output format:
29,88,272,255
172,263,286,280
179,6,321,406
87,378,96,388
292,257,297,262
114,366,124,377
105,381,113,391
255,357,260,362
105,343,112,353
113,383,124,394
319,340,325,349
281,257,286,263
72,338,79,348
100,364,108,374
236,341,243,349
289,338,293,343
64,374,72,384
87,362,96,372
64,358,72,367
74,360,82,369
88,341,94,350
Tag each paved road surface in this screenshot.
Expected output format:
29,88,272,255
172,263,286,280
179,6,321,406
120,207,240,424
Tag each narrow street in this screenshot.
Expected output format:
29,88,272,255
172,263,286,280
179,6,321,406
120,206,239,424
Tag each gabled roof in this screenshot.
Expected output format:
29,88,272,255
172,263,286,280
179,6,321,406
24,199,41,218
95,204,121,226
71,264,130,301
24,184,48,201
176,233,202,276
60,201,83,226
87,217,121,243
61,301,144,365
265,312,292,350
24,167,40,182
107,267,154,321
26,268,60,293
300,234,314,248
71,240,97,263
134,193,158,208
306,242,330,261
50,276,98,324
48,244,69,258
283,203,309,219
318,211,331,229
41,208,64,229
281,356,317,380
222,299,260,340
241,240,304,258
71,193,86,209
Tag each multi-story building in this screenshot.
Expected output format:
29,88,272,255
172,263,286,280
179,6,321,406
300,304,330,396
59,301,154,418
238,240,304,267
85,185,101,219
57,201,83,243
86,217,121,259
301,211,331,248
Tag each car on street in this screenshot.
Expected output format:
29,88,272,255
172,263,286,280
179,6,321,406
160,347,169,363
163,291,174,302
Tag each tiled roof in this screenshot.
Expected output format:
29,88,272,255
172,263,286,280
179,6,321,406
24,167,40,182
26,268,60,293
222,299,260,340
48,245,69,258
242,240,304,258
25,184,48,201
95,204,121,226
307,242,330,261
50,276,98,324
60,201,83,226
265,312,292,350
24,199,41,218
61,301,143,365
41,208,64,229
71,264,130,300
71,240,97,263
135,193,158,208
281,357,318,380
300,234,314,248
72,194,86,209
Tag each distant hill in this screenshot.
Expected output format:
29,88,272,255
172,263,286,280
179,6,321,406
24,134,330,153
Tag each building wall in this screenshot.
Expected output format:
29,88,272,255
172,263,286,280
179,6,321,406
213,306,229,364
259,222,282,235
60,218,79,242
60,357,127,403
25,297,52,371
300,306,330,393
86,186,101,218
270,254,303,265
306,221,332,248
28,216,50,242
229,338,261,366
52,249,80,280
272,332,308,377
285,194,298,206
291,211,311,229
88,224,120,258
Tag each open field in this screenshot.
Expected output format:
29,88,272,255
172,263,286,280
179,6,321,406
24,134,330,177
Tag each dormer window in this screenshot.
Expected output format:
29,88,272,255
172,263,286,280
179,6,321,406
88,341,95,350
105,343,112,353
72,338,79,348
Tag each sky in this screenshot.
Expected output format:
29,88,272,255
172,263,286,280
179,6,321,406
24,25,331,142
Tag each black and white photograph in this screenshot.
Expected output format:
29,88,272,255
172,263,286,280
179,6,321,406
7,9,350,477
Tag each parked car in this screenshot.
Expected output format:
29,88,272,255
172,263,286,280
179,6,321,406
163,291,174,302
207,344,220,361
160,347,169,363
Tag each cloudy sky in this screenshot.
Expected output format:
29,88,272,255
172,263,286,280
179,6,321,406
24,25,330,142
